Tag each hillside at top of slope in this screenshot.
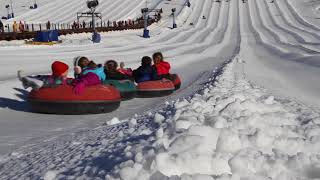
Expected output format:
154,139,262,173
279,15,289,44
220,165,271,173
0,0,162,24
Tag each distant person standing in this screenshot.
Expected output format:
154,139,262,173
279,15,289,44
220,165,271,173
76,21,80,29
46,21,51,30
0,20,4,33
72,21,77,29
19,21,25,32
12,21,18,33
82,21,86,28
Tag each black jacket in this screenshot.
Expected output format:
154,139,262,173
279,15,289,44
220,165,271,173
104,69,132,80
132,65,159,83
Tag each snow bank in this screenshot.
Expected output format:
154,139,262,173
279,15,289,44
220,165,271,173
2,56,320,180
0,40,26,47
104,57,320,180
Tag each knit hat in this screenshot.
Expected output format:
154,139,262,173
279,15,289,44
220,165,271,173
51,61,69,77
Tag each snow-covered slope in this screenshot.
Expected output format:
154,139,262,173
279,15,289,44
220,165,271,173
0,0,319,179
1,0,162,23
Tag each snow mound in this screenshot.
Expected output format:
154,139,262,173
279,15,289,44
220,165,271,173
107,117,121,126
43,171,58,180
105,57,320,180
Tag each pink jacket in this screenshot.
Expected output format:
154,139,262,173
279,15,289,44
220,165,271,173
72,72,101,94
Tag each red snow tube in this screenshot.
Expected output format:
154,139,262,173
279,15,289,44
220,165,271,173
171,74,181,90
29,84,121,114
137,79,175,97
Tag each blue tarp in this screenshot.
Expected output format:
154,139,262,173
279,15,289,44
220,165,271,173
35,30,58,42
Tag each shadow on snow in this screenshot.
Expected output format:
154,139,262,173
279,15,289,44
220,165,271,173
0,88,30,112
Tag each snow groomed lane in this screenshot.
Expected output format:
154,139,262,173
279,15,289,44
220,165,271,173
239,0,320,109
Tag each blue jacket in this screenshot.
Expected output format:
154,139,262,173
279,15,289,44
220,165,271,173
82,66,106,81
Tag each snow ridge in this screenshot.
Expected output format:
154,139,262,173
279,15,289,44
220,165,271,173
103,57,320,180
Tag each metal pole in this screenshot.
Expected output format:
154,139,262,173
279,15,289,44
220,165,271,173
173,13,176,27
92,10,95,32
142,8,150,38
143,11,147,31
10,0,14,18
172,8,177,29
6,7,10,19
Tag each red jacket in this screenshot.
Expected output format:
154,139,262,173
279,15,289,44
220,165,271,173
154,61,171,75
117,68,133,76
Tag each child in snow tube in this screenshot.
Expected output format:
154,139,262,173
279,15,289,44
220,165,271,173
152,52,171,80
18,61,101,94
73,56,106,82
18,61,120,114
104,60,136,100
132,56,159,83
104,60,133,81
152,52,181,89
18,61,72,90
118,62,133,77
133,56,174,97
